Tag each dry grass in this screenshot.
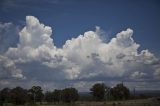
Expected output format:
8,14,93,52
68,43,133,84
2,98,160,106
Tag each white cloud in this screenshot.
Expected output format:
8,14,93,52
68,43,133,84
7,16,56,62
0,16,160,90
0,55,25,80
131,71,147,78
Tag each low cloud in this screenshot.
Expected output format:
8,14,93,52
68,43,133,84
0,16,160,90
0,55,25,79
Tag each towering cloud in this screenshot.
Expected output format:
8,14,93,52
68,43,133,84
0,16,160,90
7,16,56,62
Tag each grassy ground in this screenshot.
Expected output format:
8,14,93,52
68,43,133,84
2,98,160,106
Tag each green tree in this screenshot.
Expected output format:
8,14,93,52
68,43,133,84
61,88,79,103
110,83,130,100
9,87,28,105
90,83,108,101
28,86,44,102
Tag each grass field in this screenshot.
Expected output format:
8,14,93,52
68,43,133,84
2,98,160,106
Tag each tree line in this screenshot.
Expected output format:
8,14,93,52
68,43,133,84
0,83,130,105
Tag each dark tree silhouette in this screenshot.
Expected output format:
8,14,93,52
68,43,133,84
9,87,28,105
28,86,44,102
0,88,10,104
90,83,108,101
53,89,62,102
110,83,130,100
44,91,54,102
61,88,79,103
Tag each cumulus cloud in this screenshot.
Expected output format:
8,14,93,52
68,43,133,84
0,55,25,79
7,16,56,62
0,16,160,90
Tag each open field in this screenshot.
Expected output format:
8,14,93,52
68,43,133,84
2,98,160,106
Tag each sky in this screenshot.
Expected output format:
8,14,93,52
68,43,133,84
0,0,160,91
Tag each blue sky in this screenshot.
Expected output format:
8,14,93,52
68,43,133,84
0,0,160,91
0,0,160,53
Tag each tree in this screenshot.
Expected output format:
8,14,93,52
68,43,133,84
9,87,28,105
53,89,62,102
28,86,44,102
0,88,10,103
61,88,79,103
110,83,130,100
44,91,54,102
90,83,108,101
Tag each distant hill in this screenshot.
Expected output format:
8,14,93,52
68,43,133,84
79,90,160,97
133,90,160,97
